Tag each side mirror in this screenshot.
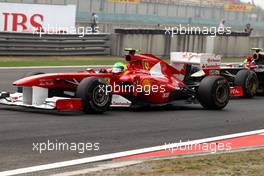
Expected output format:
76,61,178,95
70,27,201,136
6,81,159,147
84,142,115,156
126,55,132,61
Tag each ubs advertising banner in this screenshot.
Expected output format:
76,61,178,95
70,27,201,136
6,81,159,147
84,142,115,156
0,3,76,32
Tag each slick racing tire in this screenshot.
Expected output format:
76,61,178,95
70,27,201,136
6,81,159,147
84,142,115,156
234,70,258,98
198,76,230,110
76,77,112,114
17,72,45,93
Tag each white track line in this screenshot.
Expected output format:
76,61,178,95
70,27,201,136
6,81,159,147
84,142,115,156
0,65,111,69
1,129,264,176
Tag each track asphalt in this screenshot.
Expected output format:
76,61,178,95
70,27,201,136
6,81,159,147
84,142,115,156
0,68,263,172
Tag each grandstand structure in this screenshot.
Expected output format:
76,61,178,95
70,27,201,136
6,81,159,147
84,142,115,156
1,0,264,34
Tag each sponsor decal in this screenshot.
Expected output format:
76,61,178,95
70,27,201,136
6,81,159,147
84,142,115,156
162,92,170,98
39,79,54,86
201,56,221,69
104,77,111,84
230,86,243,97
141,79,151,88
108,0,140,4
254,68,264,72
209,70,220,75
182,52,194,59
224,3,253,12
143,61,150,70
0,2,76,32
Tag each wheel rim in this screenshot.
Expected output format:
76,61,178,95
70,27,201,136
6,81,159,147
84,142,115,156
247,77,257,94
92,85,110,107
215,85,228,104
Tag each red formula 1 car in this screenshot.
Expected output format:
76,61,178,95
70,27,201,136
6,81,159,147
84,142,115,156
171,52,254,98
0,49,237,113
221,48,263,96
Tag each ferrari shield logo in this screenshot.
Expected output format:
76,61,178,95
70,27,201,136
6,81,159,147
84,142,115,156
143,61,150,70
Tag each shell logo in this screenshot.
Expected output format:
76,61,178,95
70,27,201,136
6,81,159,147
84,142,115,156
104,77,111,84
141,79,151,88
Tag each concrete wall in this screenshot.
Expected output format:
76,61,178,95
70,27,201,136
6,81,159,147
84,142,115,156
112,33,264,57
111,33,206,57
210,36,264,57
211,36,249,57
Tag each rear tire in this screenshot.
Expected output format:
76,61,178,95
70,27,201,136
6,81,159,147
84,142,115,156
198,76,230,110
76,77,112,114
17,72,44,93
234,70,258,98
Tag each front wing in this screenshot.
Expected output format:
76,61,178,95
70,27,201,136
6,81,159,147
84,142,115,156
0,92,132,111
0,92,82,110
0,86,242,111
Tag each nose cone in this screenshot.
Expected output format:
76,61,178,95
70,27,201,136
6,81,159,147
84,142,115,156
13,73,58,87
13,75,42,87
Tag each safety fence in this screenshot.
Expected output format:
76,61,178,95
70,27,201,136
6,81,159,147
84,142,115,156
0,32,111,56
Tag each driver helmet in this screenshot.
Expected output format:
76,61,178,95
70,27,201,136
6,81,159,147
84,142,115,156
112,62,127,73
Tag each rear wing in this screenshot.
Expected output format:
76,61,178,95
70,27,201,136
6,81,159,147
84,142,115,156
251,48,264,56
251,48,264,52
170,52,221,69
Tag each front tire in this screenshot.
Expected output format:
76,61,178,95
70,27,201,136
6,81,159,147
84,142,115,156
234,70,258,98
76,77,112,114
198,76,230,110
